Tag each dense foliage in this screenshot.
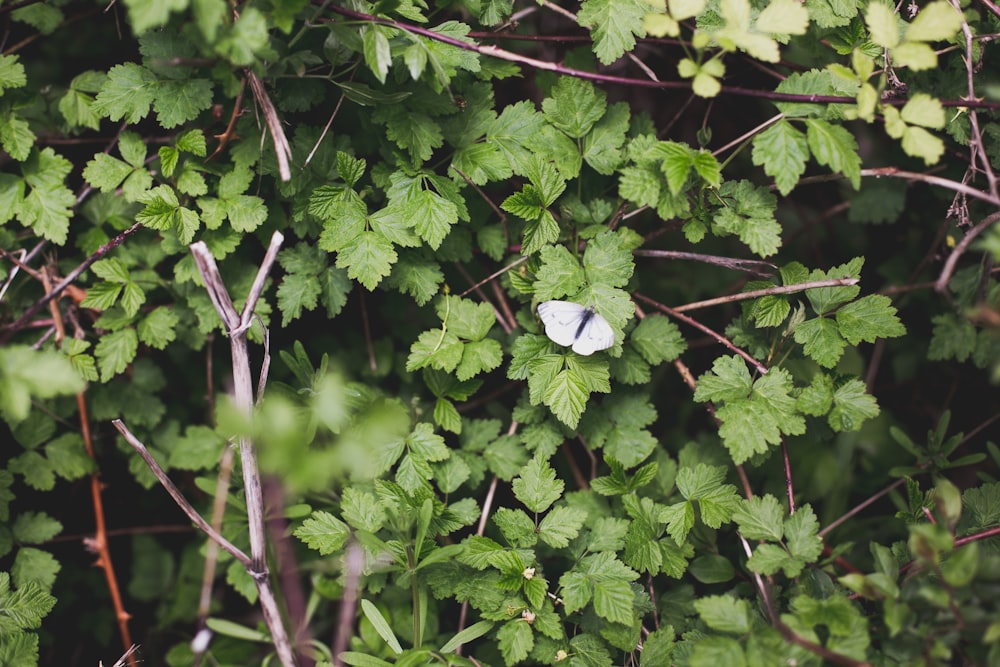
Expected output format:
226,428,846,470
2,0,1000,666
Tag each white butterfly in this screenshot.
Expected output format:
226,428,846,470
537,300,615,356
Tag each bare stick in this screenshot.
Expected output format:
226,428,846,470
247,69,292,182
189,232,298,667
935,211,1000,294
112,419,252,567
672,278,859,313
633,249,777,277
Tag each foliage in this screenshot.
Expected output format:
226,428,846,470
1,0,1000,666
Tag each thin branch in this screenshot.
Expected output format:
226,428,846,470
819,478,906,537
935,211,1000,293
0,222,143,344
247,69,292,182
112,420,252,567
633,292,770,375
782,436,795,515
861,167,1000,207
189,233,298,667
672,278,859,313
633,249,777,277
458,256,528,297
319,6,1000,109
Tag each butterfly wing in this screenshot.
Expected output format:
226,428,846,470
537,300,587,347
571,310,615,355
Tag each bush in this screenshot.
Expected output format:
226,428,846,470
2,1,999,666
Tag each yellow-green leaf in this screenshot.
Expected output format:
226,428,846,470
893,41,937,71
756,0,809,35
865,3,899,49
900,93,945,129
906,1,962,42
902,126,945,165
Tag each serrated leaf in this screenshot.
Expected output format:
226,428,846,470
578,0,649,65
906,1,962,42
865,2,900,49
512,458,564,514
751,120,808,195
806,119,861,188
829,377,880,431
538,506,588,547
94,63,157,123
294,511,350,555
94,329,138,381
732,495,784,541
835,294,905,344
694,595,752,634
542,77,606,138
336,231,397,290
793,316,847,368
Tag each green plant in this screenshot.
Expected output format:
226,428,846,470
2,0,1000,666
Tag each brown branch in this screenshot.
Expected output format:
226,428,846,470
633,291,770,375
0,222,143,344
672,278,859,313
633,249,777,277
318,5,1000,110
861,167,1000,207
80,397,137,667
935,211,1000,293
112,420,252,567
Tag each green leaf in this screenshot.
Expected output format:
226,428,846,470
713,180,781,257
0,573,57,631
865,2,899,49
835,294,906,344
829,377,880,431
805,119,861,189
95,329,139,381
929,313,977,362
137,307,178,350
0,113,36,162
94,63,158,123
496,619,533,664
512,457,564,514
784,504,823,563
732,495,784,541
0,346,86,423
439,620,495,654
578,0,649,65
629,315,685,364
694,359,804,463
793,316,847,368
294,511,350,555
694,595,752,634
535,244,586,300
336,231,397,290
538,506,588,547
751,120,809,195
906,1,962,42
583,230,635,289
360,599,403,654
542,77,606,138
0,54,27,93
12,512,62,544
